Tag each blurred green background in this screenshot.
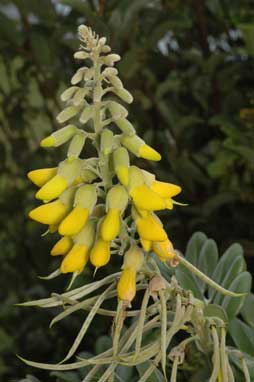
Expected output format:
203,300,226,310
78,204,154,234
0,0,254,380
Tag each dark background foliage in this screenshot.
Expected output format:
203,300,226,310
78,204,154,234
0,0,254,380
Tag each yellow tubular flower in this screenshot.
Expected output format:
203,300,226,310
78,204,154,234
136,214,167,242
35,175,68,201
117,268,136,302
139,144,161,161
100,208,120,241
60,243,89,274
140,238,152,252
27,168,57,187
152,239,176,262
90,238,111,268
29,200,68,225
51,236,73,256
151,180,182,199
58,205,89,236
130,184,166,211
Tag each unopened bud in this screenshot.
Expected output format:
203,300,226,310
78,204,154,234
108,101,128,119
127,166,144,193
108,75,123,89
113,88,133,104
60,86,78,102
73,219,96,248
71,68,86,85
115,118,135,135
98,37,107,46
67,133,86,159
74,184,97,211
40,125,77,147
102,67,118,77
113,147,130,186
121,134,161,161
123,245,144,272
106,184,128,213
74,51,89,59
102,45,111,53
100,128,114,155
73,88,88,106
103,54,121,66
90,238,111,268
56,106,80,124
58,158,82,185
80,105,94,124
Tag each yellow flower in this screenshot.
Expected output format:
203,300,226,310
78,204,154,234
90,238,111,268
117,268,136,302
151,180,181,199
152,239,176,262
60,243,89,274
58,205,89,236
35,175,68,201
136,214,167,242
100,208,120,241
140,238,152,252
130,184,166,211
27,168,57,187
29,200,67,225
51,236,73,256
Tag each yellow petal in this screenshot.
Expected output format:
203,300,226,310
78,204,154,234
131,185,166,211
36,175,68,201
58,206,89,236
139,144,161,161
117,268,136,302
116,166,129,186
140,238,152,252
151,180,181,198
90,238,111,268
152,239,176,261
100,209,120,241
27,168,57,187
136,215,167,242
60,244,89,274
29,200,67,225
51,236,73,256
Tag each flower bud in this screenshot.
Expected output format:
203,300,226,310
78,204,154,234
127,166,144,192
99,37,107,46
113,147,129,186
80,105,94,124
74,51,89,59
71,68,86,85
113,88,133,104
73,88,88,106
60,86,78,102
29,200,68,225
80,168,98,183
67,133,86,159
90,238,111,268
27,167,57,187
130,184,167,211
108,75,123,89
136,214,167,242
35,175,68,202
40,125,77,147
103,54,121,66
106,185,128,213
100,209,120,241
102,45,111,53
117,268,136,302
73,219,96,248
100,128,114,155
102,68,118,77
108,101,128,119
121,135,161,161
51,236,73,256
56,106,80,124
123,245,144,272
115,118,135,135
152,239,176,262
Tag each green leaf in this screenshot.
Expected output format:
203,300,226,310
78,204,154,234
241,294,254,327
136,362,165,382
95,335,112,355
197,239,218,291
213,255,246,305
222,272,252,320
228,318,254,355
204,304,228,324
208,243,244,300
50,371,80,382
185,231,208,266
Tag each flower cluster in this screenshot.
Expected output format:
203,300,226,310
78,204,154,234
28,25,182,303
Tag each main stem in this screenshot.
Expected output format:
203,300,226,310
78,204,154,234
93,58,112,191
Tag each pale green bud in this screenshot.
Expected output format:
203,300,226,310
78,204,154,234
123,244,144,272
59,186,76,206
73,219,96,248
74,51,89,59
106,185,128,213
115,118,135,135
40,125,77,147
103,54,121,66
60,86,78,102
102,45,111,53
84,68,94,81
108,101,128,119
56,106,80,124
100,128,114,155
71,68,86,85
74,184,97,211
73,88,88,106
80,169,98,183
102,67,118,77
108,75,123,89
68,133,86,159
128,166,144,192
113,88,133,104
99,37,107,46
58,158,82,185
80,105,94,124
121,134,143,156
